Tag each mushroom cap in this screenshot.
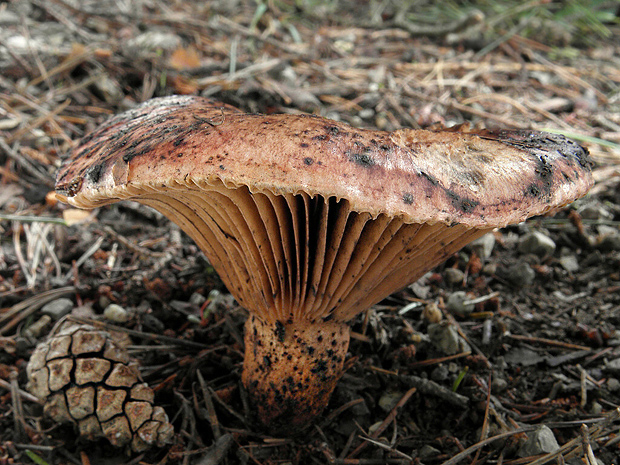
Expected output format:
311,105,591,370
56,95,592,229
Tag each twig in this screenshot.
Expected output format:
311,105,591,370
65,316,211,350
396,374,469,409
440,427,535,465
348,387,417,458
0,213,67,225
0,287,76,335
64,235,105,280
196,370,221,440
215,16,307,56
507,334,591,351
383,9,484,37
0,139,54,187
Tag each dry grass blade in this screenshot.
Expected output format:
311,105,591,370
0,286,75,335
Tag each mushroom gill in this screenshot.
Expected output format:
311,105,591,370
135,182,489,427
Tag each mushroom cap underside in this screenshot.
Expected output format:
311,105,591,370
56,95,593,229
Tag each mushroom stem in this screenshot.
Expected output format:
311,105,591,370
242,315,349,430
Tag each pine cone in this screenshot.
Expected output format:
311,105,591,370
26,323,174,453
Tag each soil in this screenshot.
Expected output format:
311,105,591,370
1,1,620,464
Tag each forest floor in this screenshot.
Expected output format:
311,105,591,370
1,1,620,464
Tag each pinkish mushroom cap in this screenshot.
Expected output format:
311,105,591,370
56,95,593,431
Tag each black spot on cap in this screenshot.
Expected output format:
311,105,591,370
525,183,541,197
446,190,479,213
347,150,375,168
403,192,414,205
304,157,314,166
86,163,105,184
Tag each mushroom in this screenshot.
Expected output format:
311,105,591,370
55,95,593,431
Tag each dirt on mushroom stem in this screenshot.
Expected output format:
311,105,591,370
242,315,349,431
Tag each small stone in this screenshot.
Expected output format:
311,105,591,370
597,231,620,252
492,377,508,393
559,255,579,272
189,292,206,306
419,444,441,460
605,358,620,373
482,262,497,275
507,262,535,287
358,108,375,120
104,303,130,323
41,298,73,320
127,31,181,56
423,302,443,324
444,268,464,285
518,425,560,457
578,202,613,220
430,365,449,382
518,231,556,257
446,291,474,315
606,378,620,392
504,348,545,367
24,315,52,338
378,391,402,412
92,75,123,104
72,304,96,319
468,233,495,259
428,323,469,355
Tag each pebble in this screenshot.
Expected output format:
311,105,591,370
578,202,613,220
430,364,449,382
189,292,207,306
378,391,402,412
491,377,508,393
518,425,560,457
444,268,465,285
24,315,52,338
606,378,620,392
507,262,535,287
468,233,496,259
41,298,73,320
126,31,181,56
428,323,470,355
446,291,475,315
559,255,579,272
418,445,441,460
518,231,556,257
605,358,620,373
482,262,497,275
103,303,130,323
423,302,443,324
597,231,620,251
142,313,165,333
